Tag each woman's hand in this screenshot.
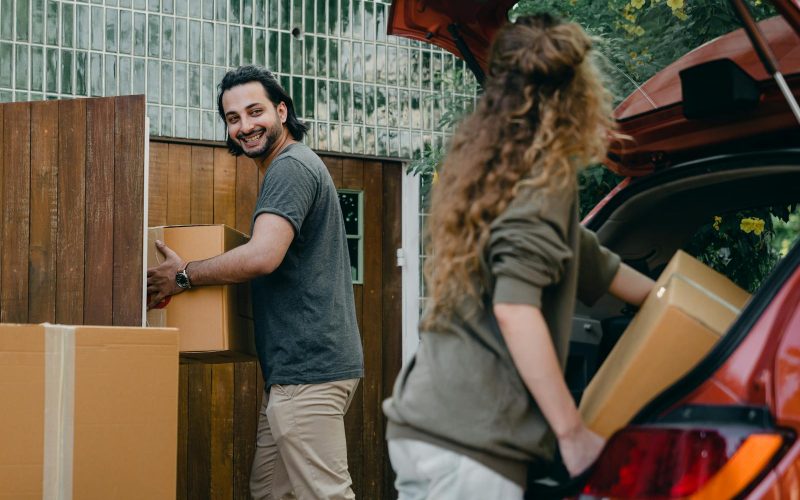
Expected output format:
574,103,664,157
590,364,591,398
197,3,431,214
558,424,606,477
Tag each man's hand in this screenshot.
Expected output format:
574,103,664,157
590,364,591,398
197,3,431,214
146,240,187,310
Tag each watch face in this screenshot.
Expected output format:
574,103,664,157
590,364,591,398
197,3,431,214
176,271,190,289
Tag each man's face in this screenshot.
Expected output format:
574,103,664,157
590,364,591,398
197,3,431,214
222,81,286,159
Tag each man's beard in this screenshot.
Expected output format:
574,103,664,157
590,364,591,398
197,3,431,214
239,122,283,159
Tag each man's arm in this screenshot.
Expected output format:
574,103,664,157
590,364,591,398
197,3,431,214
607,262,655,306
146,213,294,308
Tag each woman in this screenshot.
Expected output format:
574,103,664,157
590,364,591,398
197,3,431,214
383,13,655,499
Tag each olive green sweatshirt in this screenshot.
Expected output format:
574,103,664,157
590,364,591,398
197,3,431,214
383,184,621,487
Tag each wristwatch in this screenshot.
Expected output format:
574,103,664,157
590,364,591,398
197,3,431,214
176,264,193,290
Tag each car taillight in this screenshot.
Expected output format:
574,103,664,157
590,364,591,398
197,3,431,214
581,427,785,499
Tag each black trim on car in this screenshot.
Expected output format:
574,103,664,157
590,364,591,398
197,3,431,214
584,148,800,232
655,404,775,428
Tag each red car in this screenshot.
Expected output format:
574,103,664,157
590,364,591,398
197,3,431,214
390,1,800,498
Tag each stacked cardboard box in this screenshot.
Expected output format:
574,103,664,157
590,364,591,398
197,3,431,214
0,323,179,498
147,224,256,354
579,251,751,438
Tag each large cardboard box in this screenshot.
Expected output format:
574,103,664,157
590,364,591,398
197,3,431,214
147,225,255,354
0,323,179,499
579,251,751,438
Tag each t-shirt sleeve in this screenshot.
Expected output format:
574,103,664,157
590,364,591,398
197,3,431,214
576,225,621,306
489,193,573,308
253,157,318,234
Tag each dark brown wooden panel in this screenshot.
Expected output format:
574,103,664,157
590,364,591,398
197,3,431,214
343,157,364,190
321,155,343,186
190,146,215,224
149,141,170,227
56,99,86,325
361,160,384,499
113,95,145,326
233,358,259,500
84,97,116,325
235,155,258,236
381,161,404,500
178,359,190,500
167,144,192,225
1,102,31,323
28,101,59,323
214,148,237,228
210,362,235,500
187,361,212,498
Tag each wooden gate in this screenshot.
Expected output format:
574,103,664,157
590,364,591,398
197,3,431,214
149,139,403,499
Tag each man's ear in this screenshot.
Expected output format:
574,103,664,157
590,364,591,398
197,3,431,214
277,102,288,124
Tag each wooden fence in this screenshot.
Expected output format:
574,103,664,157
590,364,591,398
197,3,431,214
0,96,145,326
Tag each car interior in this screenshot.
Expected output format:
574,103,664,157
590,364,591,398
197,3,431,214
566,151,800,404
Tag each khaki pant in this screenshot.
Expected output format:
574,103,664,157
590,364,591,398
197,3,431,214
250,378,360,500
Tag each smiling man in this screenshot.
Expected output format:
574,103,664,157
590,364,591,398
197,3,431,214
146,66,363,500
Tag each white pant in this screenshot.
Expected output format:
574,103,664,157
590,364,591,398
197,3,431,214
388,439,524,500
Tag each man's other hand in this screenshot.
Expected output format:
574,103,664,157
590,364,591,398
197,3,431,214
146,240,187,309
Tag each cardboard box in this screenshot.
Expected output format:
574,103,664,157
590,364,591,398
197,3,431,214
579,251,751,438
0,323,179,499
147,225,255,354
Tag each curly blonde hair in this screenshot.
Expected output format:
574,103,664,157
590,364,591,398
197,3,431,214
423,13,615,328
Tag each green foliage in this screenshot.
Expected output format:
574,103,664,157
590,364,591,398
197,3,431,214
512,0,775,100
685,209,775,292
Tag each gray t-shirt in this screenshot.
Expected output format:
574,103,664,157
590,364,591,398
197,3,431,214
251,142,363,386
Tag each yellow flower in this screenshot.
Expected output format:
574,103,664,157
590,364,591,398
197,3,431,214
780,239,790,257
630,51,638,58
667,0,684,9
673,9,688,20
624,12,637,21
634,26,645,36
740,217,765,235
713,216,722,231
631,0,646,8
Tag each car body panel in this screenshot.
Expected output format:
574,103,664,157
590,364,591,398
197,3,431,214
387,0,515,71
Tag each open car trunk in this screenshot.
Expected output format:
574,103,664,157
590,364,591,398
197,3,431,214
546,149,800,497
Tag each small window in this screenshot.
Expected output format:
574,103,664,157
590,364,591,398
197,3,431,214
338,190,363,284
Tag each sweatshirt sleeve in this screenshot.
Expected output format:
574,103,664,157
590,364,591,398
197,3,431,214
488,191,573,308
576,226,621,306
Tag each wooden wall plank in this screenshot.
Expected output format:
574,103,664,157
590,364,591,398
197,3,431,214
148,142,170,227
213,148,237,227
56,99,86,325
167,144,192,225
210,362,235,500
28,101,59,323
345,284,364,498
1,103,31,323
345,381,365,499
84,97,116,325
361,160,384,500
235,155,258,236
381,161,403,500
188,362,212,498
322,155,343,186
177,359,190,500
233,357,259,500
191,146,215,224
113,95,145,326
342,158,364,190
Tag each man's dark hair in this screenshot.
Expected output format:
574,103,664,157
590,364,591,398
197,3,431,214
217,65,308,156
